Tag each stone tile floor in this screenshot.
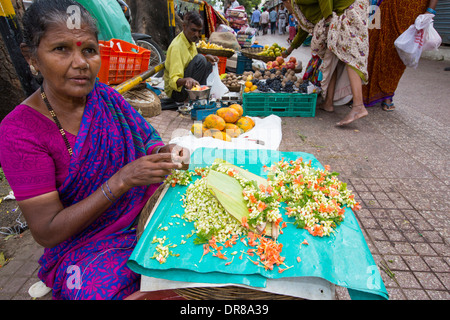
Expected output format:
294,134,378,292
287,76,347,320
0,36,449,300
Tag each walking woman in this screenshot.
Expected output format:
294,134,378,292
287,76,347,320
362,0,439,111
283,0,370,126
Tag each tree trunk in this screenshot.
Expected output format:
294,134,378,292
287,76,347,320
0,0,27,121
129,0,184,51
0,40,25,121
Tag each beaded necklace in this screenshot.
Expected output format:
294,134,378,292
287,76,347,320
40,86,73,156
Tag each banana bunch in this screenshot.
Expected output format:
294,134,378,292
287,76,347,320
197,40,234,52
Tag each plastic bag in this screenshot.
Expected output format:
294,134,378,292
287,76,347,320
215,24,237,35
423,21,442,51
207,63,229,99
394,14,440,69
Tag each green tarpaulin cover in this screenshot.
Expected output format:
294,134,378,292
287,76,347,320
128,148,388,300
75,0,133,43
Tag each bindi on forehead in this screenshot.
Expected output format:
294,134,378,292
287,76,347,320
76,41,82,46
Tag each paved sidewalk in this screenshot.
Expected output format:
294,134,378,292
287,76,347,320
0,33,449,300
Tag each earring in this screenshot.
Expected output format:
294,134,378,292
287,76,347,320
30,65,38,76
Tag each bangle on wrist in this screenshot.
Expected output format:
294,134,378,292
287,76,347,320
154,145,164,154
101,183,114,203
105,180,117,200
427,7,436,15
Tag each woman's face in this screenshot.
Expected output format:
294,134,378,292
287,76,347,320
32,22,101,99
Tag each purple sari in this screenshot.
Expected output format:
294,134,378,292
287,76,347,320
38,81,163,300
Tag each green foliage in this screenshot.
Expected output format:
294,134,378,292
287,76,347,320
238,0,262,14
209,0,262,15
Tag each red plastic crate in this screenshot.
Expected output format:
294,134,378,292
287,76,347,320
98,39,151,85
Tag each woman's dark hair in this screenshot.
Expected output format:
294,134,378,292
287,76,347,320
22,0,98,55
183,11,203,27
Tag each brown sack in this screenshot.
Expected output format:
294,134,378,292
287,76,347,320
209,32,241,51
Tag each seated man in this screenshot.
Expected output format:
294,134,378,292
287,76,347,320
164,11,218,102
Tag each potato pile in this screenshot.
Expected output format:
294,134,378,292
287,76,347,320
221,73,241,87
252,69,302,89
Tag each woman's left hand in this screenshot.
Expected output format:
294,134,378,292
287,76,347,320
156,144,190,170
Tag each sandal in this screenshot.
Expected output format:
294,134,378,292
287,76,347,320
382,101,395,112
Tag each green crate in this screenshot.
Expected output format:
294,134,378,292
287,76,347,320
243,92,317,117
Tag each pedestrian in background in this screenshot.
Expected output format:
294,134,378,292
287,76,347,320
260,7,270,35
278,4,288,35
283,0,370,126
251,6,261,34
362,0,439,111
288,13,297,43
269,8,278,35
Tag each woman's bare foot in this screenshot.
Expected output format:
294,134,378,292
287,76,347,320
336,104,368,126
318,103,334,112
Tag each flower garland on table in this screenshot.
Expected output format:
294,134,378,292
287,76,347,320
182,174,246,244
164,167,244,244
264,157,361,237
165,157,361,239
153,157,361,268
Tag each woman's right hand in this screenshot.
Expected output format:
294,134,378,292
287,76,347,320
177,77,199,90
114,153,183,192
19,152,183,248
282,47,292,58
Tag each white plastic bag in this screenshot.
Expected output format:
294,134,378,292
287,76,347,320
215,24,237,35
207,62,229,99
394,14,440,69
423,21,442,51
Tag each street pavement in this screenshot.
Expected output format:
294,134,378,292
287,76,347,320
0,32,449,300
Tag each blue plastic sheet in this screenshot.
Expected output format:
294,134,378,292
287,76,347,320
128,148,388,300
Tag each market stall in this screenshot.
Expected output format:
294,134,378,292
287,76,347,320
127,148,389,300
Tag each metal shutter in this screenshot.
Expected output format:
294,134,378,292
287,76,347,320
435,2,450,45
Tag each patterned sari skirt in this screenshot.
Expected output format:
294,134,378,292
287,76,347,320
294,0,369,101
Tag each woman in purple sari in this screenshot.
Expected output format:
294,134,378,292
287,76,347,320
0,0,188,299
